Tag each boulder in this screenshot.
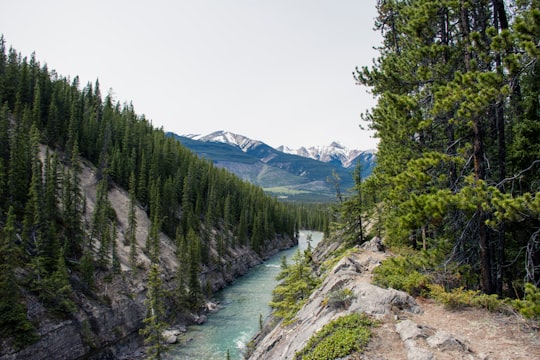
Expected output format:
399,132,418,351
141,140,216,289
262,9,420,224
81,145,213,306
162,329,181,344
427,330,468,352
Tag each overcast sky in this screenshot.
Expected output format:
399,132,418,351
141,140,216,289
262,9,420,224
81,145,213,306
1,0,381,150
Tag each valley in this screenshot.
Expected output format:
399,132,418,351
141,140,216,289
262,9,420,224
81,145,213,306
169,131,376,202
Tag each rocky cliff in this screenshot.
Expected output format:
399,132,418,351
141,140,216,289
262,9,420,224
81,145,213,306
248,238,540,360
0,157,295,360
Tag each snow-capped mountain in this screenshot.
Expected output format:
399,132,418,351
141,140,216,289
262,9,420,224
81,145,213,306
277,142,374,169
184,131,263,153
172,130,376,202
184,131,374,169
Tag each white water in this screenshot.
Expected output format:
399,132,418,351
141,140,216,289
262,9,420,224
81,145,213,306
165,230,323,360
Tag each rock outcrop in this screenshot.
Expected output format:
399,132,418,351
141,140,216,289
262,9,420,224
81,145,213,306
248,238,421,359
248,237,540,360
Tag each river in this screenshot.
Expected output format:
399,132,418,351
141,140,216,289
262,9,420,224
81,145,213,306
165,230,323,360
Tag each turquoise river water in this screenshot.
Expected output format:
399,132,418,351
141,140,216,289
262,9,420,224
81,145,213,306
165,230,323,360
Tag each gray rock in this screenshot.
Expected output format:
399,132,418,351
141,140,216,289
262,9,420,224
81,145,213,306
248,251,420,360
195,314,208,325
404,339,434,360
162,330,181,344
396,320,424,341
427,330,468,352
360,236,385,252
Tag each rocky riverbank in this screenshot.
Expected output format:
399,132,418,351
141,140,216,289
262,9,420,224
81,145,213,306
247,238,540,360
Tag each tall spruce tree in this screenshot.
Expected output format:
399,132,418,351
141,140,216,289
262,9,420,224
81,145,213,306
140,263,166,360
0,206,37,347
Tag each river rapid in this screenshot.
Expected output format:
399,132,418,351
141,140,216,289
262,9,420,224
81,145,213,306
165,230,323,360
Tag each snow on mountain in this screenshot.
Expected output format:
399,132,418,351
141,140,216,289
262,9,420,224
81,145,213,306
184,131,374,168
184,131,263,152
277,142,373,168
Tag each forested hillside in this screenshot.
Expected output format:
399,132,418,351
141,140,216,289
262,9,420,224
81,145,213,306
0,35,329,357
347,0,539,298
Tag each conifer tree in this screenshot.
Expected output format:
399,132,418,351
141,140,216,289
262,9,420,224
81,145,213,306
63,140,84,259
127,171,138,269
41,248,75,316
24,124,47,282
174,230,190,310
8,107,32,217
41,150,61,272
269,249,318,322
356,0,540,294
92,175,112,270
0,206,37,347
111,223,121,274
187,229,203,309
140,263,166,360
80,247,95,289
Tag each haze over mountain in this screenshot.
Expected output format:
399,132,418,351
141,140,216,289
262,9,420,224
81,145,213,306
170,131,376,202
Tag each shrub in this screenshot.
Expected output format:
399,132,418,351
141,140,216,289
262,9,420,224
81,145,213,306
294,313,374,360
513,283,540,319
372,248,476,297
429,284,505,311
372,256,431,296
326,288,357,309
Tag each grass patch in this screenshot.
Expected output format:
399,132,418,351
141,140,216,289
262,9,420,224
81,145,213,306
264,187,310,195
294,313,374,360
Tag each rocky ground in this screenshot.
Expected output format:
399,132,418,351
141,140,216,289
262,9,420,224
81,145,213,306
248,238,540,360
363,296,540,360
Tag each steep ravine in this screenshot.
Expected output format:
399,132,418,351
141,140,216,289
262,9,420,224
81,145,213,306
0,158,296,360
248,238,540,360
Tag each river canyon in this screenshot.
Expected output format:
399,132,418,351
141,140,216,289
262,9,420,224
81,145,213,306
165,231,323,360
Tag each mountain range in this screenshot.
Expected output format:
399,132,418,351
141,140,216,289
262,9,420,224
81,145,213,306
168,131,376,202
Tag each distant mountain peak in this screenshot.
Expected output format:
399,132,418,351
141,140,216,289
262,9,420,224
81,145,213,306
183,131,375,169
184,130,263,152
278,141,371,168
171,130,376,202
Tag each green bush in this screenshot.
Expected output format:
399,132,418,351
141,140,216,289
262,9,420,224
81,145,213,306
325,288,357,309
372,248,476,297
372,256,431,296
294,313,374,360
429,284,504,311
513,283,540,319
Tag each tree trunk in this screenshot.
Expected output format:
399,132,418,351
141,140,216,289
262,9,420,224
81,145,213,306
492,0,509,296
473,116,492,294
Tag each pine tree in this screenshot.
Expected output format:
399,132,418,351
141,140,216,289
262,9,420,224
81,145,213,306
127,171,138,269
140,263,166,360
269,249,318,322
42,150,61,272
80,248,95,289
174,231,190,310
62,140,84,259
24,124,47,282
0,206,38,347
92,175,112,270
41,248,75,316
187,229,203,309
356,0,540,294
111,223,121,274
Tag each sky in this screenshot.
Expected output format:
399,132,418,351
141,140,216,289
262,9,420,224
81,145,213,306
1,0,381,150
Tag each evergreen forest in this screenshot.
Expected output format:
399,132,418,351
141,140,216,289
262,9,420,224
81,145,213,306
344,0,539,301
0,34,329,350
1,0,540,356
